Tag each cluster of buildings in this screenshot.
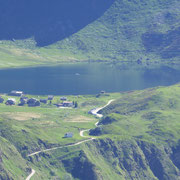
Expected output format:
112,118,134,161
0,91,76,108
0,95,43,107
54,97,74,108
0,91,75,138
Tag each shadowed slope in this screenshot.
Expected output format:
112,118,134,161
0,0,114,46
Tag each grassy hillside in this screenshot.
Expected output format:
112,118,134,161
88,84,180,179
52,0,180,64
97,84,180,144
0,137,29,180
0,0,179,68
0,93,119,179
0,85,180,179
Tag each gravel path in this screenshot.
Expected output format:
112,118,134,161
79,99,114,137
26,169,35,180
25,99,114,179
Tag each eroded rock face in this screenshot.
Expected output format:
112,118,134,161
171,141,180,170
142,27,180,59
79,139,180,180
62,151,98,180
137,141,180,180
0,151,12,180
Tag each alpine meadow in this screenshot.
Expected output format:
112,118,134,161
0,1,180,180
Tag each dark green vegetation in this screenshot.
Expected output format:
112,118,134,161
0,0,179,68
0,84,180,179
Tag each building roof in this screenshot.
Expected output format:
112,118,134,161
21,96,28,99
60,96,67,100
28,98,37,101
11,90,23,94
64,132,73,137
63,101,73,104
7,98,16,102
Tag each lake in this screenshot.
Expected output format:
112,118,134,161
0,63,180,95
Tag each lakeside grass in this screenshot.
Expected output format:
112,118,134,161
1,83,180,152
0,93,120,150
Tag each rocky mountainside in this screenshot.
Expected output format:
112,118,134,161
76,139,180,180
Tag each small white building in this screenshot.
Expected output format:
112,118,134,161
9,90,23,97
64,132,73,138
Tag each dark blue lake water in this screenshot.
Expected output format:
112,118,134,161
0,63,180,95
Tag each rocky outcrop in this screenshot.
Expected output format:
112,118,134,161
171,141,180,170
62,151,98,180
80,139,180,180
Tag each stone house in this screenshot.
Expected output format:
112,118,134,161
6,98,16,105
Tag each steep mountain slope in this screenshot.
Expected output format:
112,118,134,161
0,0,179,68
87,84,180,179
0,0,114,46
0,137,29,180
53,0,180,63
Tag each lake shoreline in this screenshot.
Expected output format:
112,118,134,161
0,59,180,70
0,62,180,95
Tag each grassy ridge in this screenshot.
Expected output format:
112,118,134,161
97,84,180,145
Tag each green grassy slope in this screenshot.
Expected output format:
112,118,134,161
0,93,119,179
0,0,179,68
97,84,180,144
52,0,180,64
86,84,180,179
0,85,180,179
0,136,29,180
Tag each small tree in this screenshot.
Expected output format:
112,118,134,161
74,101,78,108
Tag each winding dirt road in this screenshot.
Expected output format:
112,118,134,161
27,138,95,157
79,99,114,137
25,99,114,179
25,169,35,180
